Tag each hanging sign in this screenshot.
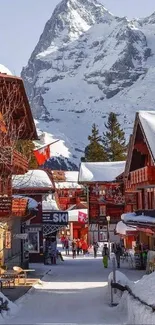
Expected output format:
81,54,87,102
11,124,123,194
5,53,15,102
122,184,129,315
42,211,68,225
5,231,11,249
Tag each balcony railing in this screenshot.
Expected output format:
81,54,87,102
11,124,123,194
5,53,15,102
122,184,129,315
0,147,28,174
13,150,28,174
130,166,155,185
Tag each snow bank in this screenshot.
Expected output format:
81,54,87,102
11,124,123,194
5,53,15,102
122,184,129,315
0,291,18,323
118,271,155,324
108,270,131,287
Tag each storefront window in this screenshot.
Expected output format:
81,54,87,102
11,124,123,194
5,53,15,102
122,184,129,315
28,232,39,253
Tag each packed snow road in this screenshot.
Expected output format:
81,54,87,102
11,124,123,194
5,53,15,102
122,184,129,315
4,256,143,324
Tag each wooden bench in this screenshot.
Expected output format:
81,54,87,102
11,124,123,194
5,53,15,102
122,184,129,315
13,267,35,285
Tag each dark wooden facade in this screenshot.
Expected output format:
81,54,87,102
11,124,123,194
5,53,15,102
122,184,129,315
124,112,155,213
88,182,124,225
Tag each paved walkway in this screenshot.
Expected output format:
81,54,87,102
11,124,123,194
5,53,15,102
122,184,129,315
4,256,144,324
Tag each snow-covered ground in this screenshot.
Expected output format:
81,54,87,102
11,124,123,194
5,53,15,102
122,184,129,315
2,254,144,324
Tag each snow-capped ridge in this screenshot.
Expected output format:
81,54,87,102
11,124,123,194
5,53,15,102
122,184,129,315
21,0,155,166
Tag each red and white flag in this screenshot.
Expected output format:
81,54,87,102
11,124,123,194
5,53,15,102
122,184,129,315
78,211,88,223
33,144,51,166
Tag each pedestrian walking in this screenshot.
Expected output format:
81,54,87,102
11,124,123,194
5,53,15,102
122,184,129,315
72,239,77,259
76,239,81,256
64,238,69,255
82,240,88,256
102,243,109,268
93,241,99,258
49,240,57,265
114,243,122,268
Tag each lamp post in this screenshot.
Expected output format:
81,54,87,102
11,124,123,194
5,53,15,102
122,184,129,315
106,216,111,258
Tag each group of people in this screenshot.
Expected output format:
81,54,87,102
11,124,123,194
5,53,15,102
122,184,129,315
61,236,89,259
102,242,122,268
93,241,123,268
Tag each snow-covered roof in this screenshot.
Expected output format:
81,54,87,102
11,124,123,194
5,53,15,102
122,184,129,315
54,171,83,189
78,161,126,183
0,64,12,75
64,171,78,182
42,198,59,211
13,170,53,189
13,195,38,210
139,111,155,162
116,221,137,235
68,209,88,222
55,182,82,189
121,212,155,225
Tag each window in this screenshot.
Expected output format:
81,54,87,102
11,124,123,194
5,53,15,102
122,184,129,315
100,205,106,216
28,232,39,253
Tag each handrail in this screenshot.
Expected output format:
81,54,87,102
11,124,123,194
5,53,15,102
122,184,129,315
111,281,155,312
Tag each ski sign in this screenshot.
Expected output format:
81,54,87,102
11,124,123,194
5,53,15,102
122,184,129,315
42,211,68,225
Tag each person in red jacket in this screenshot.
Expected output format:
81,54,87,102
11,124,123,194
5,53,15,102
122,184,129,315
82,240,88,256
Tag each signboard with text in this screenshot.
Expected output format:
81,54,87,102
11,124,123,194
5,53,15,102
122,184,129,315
0,197,12,217
42,211,68,225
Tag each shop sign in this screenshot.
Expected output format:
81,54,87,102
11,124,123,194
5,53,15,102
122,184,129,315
5,231,11,249
0,197,12,217
13,233,28,240
42,211,68,225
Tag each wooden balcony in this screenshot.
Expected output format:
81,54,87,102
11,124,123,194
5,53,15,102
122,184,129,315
130,166,155,185
13,150,28,174
0,147,28,174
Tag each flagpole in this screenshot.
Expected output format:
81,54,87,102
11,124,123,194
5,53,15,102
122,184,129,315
33,139,60,151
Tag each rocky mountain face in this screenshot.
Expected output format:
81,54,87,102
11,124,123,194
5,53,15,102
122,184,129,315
21,0,155,168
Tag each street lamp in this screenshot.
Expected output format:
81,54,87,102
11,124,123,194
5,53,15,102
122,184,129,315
106,216,111,258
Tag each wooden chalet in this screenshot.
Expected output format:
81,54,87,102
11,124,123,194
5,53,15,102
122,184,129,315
0,72,38,268
123,111,155,250
52,170,88,240
78,162,125,243
13,169,55,263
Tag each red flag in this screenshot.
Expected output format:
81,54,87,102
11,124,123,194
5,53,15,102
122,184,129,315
33,144,51,165
78,211,88,223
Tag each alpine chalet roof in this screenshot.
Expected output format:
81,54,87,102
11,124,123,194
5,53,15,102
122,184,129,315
53,170,83,189
13,170,54,191
0,73,38,140
139,111,155,162
78,161,126,183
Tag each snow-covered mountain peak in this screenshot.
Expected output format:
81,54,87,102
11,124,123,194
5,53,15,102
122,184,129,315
21,1,155,169
29,0,112,62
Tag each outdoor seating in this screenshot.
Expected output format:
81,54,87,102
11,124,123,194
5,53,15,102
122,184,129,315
13,266,35,285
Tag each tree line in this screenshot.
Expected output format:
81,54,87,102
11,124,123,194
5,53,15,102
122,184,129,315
81,112,127,162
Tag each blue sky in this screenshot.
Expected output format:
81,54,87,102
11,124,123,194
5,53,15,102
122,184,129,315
1,0,155,75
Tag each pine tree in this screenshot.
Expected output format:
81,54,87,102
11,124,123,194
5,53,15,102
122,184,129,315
102,112,127,161
15,140,38,169
82,123,107,162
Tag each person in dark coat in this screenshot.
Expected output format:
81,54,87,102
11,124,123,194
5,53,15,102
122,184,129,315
93,241,99,258
115,243,122,268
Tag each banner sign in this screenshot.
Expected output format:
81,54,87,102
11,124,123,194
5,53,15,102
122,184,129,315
42,211,68,225
5,231,11,249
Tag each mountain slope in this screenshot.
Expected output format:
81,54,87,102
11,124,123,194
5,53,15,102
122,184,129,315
21,0,155,166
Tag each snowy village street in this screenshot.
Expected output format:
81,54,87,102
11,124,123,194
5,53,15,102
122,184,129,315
3,254,144,325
